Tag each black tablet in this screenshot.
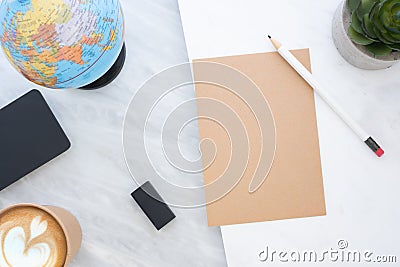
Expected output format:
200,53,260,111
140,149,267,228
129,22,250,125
0,90,71,191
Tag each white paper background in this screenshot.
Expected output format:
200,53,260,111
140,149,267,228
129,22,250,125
178,0,400,266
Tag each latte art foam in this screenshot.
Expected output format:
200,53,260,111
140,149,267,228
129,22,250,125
0,207,67,267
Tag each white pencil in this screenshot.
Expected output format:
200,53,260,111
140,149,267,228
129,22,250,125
268,35,384,157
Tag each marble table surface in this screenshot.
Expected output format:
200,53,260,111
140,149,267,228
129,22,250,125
0,0,227,266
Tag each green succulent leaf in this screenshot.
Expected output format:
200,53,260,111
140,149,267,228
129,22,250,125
348,26,376,44
385,25,400,34
393,4,400,21
357,0,378,21
381,28,399,42
351,11,364,33
371,2,387,32
380,10,393,28
389,31,400,40
373,26,395,43
387,42,400,50
365,42,393,55
362,13,379,38
348,0,362,12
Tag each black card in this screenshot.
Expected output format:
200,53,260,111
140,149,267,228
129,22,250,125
0,90,71,191
131,181,176,230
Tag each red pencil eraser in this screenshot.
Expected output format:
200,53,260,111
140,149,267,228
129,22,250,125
375,148,384,157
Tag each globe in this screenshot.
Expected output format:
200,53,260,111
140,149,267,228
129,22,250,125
0,0,126,89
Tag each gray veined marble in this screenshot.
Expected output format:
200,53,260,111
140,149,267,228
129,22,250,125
0,0,227,266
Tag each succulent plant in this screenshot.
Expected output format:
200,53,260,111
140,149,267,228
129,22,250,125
348,0,400,56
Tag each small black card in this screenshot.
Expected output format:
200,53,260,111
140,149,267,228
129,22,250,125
0,90,71,191
131,181,176,230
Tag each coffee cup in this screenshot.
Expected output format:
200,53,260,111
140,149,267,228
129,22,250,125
0,203,82,267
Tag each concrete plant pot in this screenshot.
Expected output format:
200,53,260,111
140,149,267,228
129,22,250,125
332,0,400,70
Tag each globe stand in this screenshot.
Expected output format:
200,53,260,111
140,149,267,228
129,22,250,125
79,43,126,90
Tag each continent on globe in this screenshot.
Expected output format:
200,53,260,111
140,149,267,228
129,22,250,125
0,0,126,89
